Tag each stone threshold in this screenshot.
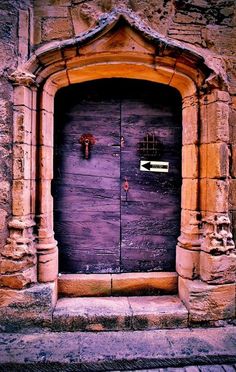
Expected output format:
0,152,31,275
52,295,188,331
0,326,236,370
58,271,178,297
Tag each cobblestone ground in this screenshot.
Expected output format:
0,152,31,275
127,365,236,372
0,364,236,371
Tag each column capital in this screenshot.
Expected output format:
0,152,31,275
8,69,38,88
201,214,235,254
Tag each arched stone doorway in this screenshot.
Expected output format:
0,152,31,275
53,78,182,274
5,10,235,323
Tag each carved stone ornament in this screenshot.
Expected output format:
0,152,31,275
201,214,235,255
8,69,37,87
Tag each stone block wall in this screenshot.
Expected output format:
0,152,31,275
21,0,236,248
0,0,33,277
0,0,235,326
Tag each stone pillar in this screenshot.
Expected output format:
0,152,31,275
199,90,235,285
177,94,201,281
37,83,58,283
0,73,37,289
179,89,236,322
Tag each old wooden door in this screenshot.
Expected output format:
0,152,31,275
53,79,182,274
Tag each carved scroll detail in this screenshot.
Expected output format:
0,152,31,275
8,69,37,87
201,214,235,255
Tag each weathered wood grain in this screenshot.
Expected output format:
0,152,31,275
54,79,181,273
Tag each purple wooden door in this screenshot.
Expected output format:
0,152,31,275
53,79,182,273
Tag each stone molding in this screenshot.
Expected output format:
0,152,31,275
18,8,228,91
1,13,234,323
201,214,235,255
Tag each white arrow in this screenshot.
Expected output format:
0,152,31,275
140,161,169,173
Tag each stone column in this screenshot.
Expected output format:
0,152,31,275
179,89,236,323
0,72,37,289
37,83,58,283
177,94,201,281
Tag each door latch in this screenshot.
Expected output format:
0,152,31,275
123,177,129,202
79,133,96,159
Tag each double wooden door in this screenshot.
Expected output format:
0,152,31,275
53,79,182,274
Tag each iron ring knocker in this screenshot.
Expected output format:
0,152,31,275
79,133,96,159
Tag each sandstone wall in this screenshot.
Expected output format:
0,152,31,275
0,0,236,290
26,0,236,243
0,0,33,259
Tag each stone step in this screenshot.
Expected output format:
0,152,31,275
1,327,236,370
53,295,188,331
58,272,178,297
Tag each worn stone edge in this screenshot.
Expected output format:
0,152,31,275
0,353,236,371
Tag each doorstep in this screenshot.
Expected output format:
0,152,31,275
58,272,178,297
52,295,188,331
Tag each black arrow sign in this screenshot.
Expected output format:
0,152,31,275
140,161,169,172
142,162,152,170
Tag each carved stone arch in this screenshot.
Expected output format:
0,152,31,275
7,9,235,323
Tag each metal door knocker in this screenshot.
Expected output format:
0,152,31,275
79,133,96,159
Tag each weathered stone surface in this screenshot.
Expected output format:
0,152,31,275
0,208,7,231
112,272,178,296
200,101,229,144
71,4,97,35
182,144,198,179
0,144,12,182
129,296,188,330
53,295,188,331
13,145,31,180
13,85,32,108
0,256,36,274
53,297,132,331
1,237,36,259
200,251,236,284
34,5,69,17
58,273,111,297
0,266,37,289
200,179,228,213
231,144,236,177
38,248,58,283
182,96,198,145
176,245,200,279
203,90,230,105
200,143,229,179
179,277,235,322
180,210,201,242
13,106,32,145
229,179,236,210
229,103,236,143
41,17,73,41
18,9,29,62
0,282,57,331
201,214,235,255
0,327,236,369
181,179,198,211
168,24,202,45
58,272,178,297
12,180,31,216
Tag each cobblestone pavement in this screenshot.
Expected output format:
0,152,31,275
0,364,236,371
126,366,236,372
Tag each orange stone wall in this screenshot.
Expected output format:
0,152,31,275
0,0,235,327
